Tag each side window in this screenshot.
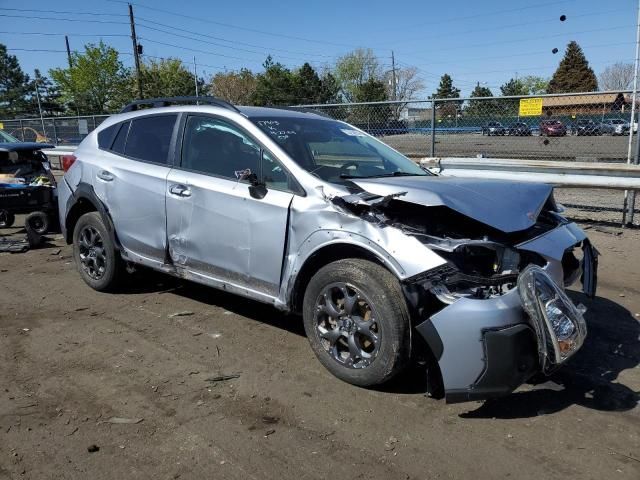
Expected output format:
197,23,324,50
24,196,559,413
110,121,130,154
124,115,177,164
182,115,260,180
261,151,299,193
97,124,118,149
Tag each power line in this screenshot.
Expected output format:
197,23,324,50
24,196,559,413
0,31,129,38
393,8,630,50
392,0,579,31
136,17,336,58
138,37,256,62
1,7,127,17
405,24,634,62
6,47,133,56
0,14,128,25
107,0,359,48
136,22,328,62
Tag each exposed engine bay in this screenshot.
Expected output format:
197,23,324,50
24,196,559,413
331,189,589,304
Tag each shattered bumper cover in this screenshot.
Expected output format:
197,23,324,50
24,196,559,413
415,222,598,403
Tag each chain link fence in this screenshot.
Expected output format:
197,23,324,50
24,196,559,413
0,115,109,145
2,91,639,224
300,91,638,162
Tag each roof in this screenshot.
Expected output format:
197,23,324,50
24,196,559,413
542,93,624,107
238,105,329,119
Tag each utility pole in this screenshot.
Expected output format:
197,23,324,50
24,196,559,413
33,71,46,136
65,35,73,68
129,3,143,98
193,56,199,98
391,50,397,101
623,0,640,225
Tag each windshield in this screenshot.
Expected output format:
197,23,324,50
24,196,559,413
251,116,427,183
0,130,19,143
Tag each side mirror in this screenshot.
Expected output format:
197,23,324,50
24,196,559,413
247,173,268,199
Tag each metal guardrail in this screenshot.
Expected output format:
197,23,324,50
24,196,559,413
420,157,640,190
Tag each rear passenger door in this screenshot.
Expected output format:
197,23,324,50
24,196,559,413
95,114,178,265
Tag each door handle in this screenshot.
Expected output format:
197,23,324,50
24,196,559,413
169,184,191,197
97,170,114,182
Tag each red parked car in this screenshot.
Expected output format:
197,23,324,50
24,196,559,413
540,120,567,137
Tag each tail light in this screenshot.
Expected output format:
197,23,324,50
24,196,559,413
61,154,77,172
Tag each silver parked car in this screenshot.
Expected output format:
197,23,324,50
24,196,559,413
600,118,630,135
59,97,598,403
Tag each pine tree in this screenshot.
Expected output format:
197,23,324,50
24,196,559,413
433,73,460,99
548,41,598,93
466,83,494,118
294,63,324,104
433,74,461,117
0,43,30,117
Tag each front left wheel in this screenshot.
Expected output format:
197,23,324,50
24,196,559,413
72,212,124,292
302,258,411,387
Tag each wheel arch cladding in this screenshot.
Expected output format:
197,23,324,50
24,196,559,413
65,183,118,247
289,242,391,314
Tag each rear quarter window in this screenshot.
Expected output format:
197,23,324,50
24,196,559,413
97,124,118,149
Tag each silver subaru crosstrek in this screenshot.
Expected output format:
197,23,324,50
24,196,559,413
59,97,597,403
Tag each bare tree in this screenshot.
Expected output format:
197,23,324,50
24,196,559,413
209,69,257,104
599,63,635,91
384,67,425,119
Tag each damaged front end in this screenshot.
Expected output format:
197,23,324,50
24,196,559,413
329,183,597,403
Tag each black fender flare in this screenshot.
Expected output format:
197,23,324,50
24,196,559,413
64,182,120,249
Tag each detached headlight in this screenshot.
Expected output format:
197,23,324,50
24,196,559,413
517,265,587,373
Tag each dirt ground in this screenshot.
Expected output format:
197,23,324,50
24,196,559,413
1,220,639,480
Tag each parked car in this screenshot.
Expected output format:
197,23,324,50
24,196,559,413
571,119,601,136
481,121,505,136
600,118,630,136
0,141,57,230
506,122,531,136
59,96,597,403
540,120,567,137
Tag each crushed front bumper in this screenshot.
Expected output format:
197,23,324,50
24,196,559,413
415,222,598,403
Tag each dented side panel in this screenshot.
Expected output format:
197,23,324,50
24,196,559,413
166,168,293,297
278,193,448,307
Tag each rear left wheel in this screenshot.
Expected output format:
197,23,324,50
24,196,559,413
73,212,124,292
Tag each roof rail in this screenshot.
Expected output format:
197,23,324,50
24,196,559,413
119,96,240,114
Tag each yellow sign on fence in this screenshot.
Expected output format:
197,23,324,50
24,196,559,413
518,98,543,116
0,122,3,130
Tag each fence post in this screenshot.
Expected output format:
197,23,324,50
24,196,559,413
91,116,97,131
19,119,25,141
625,117,640,224
430,99,436,157
52,118,58,146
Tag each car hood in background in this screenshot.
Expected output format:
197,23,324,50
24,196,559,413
350,175,553,233
0,142,55,152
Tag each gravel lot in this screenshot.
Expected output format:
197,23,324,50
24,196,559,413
0,220,638,480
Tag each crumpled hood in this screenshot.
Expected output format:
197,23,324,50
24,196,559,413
351,175,554,233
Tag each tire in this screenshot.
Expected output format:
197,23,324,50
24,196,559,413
25,211,49,235
302,258,411,387
72,211,124,292
0,210,15,228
